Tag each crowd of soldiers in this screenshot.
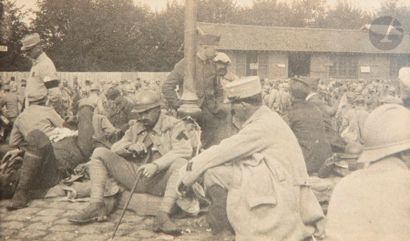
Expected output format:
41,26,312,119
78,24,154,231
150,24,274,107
1,32,410,241
262,76,401,146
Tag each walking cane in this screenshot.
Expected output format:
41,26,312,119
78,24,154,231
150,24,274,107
110,169,142,241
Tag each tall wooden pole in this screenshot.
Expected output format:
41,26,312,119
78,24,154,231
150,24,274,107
178,0,201,117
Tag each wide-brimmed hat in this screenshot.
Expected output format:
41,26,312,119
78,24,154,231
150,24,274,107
357,104,410,163
21,33,42,51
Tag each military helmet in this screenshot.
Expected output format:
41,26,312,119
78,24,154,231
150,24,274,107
132,90,161,113
357,104,410,163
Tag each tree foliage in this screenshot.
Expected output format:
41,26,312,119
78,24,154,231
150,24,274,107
2,0,410,72
0,0,30,71
320,1,373,29
32,0,153,71
379,0,410,32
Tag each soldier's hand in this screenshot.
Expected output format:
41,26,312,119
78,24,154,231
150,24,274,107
3,149,24,163
137,163,158,178
127,142,147,155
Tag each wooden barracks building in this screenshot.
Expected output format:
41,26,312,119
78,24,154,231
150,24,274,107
198,22,410,80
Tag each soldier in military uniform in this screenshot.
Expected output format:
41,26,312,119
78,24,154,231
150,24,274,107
3,91,95,210
177,77,325,241
287,77,332,175
325,104,410,241
162,34,229,148
20,33,61,109
69,90,193,235
213,52,239,87
102,87,133,134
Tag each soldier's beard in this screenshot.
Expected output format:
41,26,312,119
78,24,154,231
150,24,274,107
217,68,227,76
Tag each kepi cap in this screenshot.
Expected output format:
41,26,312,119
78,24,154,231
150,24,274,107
224,76,262,102
198,33,220,45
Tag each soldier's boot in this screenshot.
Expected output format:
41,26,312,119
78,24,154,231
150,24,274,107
68,202,108,224
153,211,181,235
206,185,234,235
6,153,41,211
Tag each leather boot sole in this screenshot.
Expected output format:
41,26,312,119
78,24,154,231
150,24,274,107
6,203,28,211
68,215,108,224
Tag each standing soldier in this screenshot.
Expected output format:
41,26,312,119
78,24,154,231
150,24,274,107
213,52,238,87
20,33,61,109
162,34,229,148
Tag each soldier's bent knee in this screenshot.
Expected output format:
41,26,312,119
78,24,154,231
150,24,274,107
91,147,112,160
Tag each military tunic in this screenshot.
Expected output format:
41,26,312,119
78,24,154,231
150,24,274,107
182,106,324,241
162,55,230,148
89,113,193,212
325,157,410,241
288,100,333,174
26,53,60,106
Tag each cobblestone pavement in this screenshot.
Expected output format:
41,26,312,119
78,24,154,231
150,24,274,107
0,198,223,241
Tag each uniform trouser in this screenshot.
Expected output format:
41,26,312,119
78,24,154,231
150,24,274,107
22,130,61,195
0,130,60,199
90,147,187,213
52,104,94,176
203,165,234,234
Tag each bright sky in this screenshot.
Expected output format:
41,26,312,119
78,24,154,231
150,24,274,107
132,0,410,12
14,0,410,22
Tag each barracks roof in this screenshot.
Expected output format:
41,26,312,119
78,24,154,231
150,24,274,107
197,22,410,54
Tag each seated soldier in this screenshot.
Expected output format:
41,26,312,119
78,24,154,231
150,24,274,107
325,104,410,241
3,92,95,210
287,77,333,175
177,77,325,241
102,87,133,134
68,90,193,235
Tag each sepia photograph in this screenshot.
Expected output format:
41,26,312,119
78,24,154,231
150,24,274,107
0,0,410,240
